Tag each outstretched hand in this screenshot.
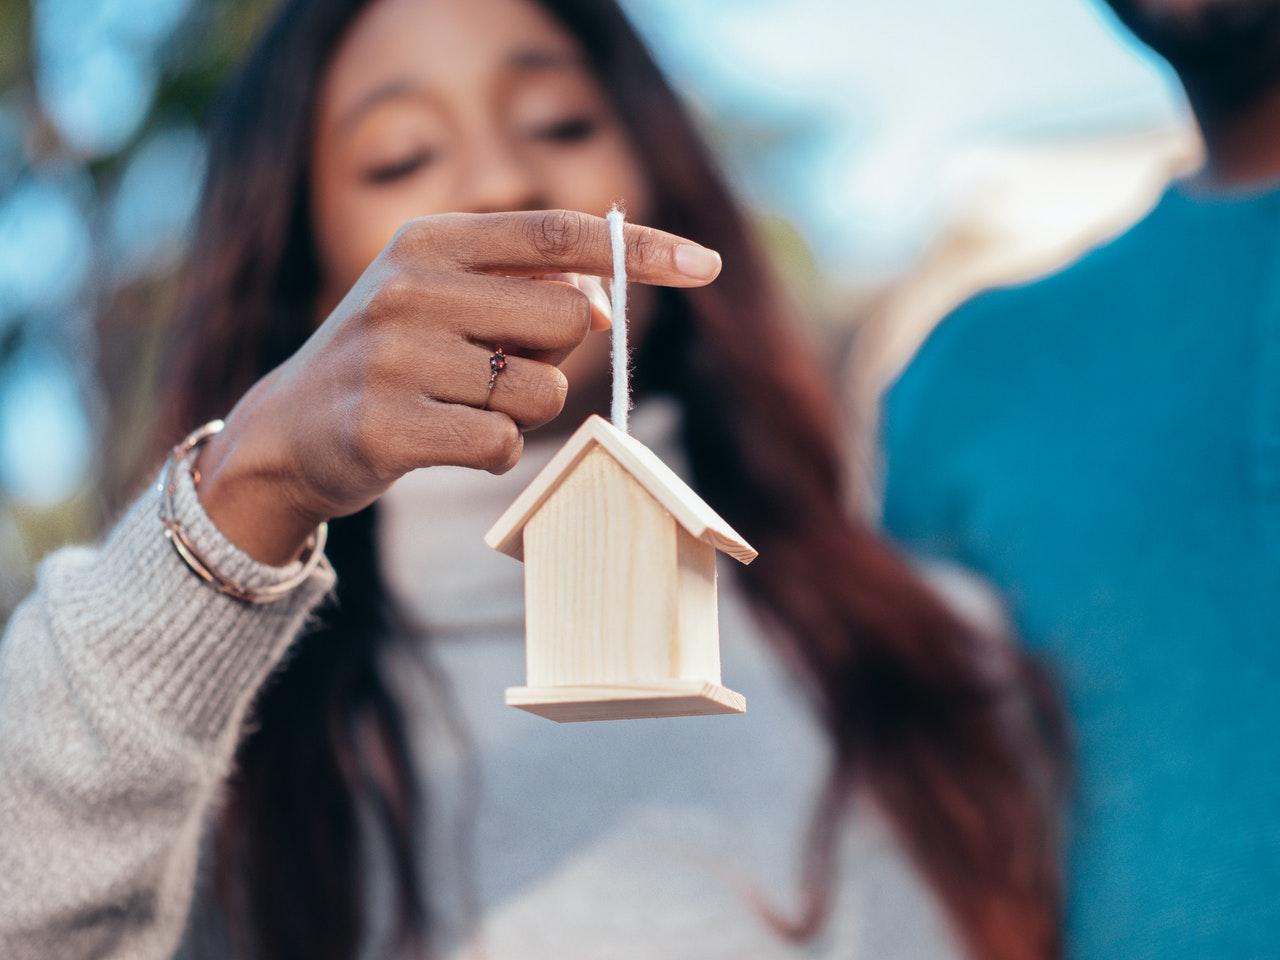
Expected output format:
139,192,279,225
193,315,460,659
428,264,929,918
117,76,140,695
194,210,722,565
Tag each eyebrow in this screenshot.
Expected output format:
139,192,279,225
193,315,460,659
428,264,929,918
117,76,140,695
336,48,586,133
337,80,423,133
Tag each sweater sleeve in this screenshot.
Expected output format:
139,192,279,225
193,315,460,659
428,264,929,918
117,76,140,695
0,463,336,960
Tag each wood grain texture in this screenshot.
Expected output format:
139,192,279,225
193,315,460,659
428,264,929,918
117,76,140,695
675,532,720,682
505,681,746,722
490,415,749,722
523,447,677,686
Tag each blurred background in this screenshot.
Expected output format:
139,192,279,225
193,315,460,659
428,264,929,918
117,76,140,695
0,0,1200,611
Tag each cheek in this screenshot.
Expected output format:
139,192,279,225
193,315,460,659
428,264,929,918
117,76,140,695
538,131,652,223
311,142,440,310
312,185,413,302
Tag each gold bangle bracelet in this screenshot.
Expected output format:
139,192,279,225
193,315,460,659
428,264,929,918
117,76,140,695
157,419,329,604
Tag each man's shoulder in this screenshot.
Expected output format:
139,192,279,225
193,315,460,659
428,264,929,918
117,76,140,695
880,210,1174,539
894,217,1159,410
880,221,1158,498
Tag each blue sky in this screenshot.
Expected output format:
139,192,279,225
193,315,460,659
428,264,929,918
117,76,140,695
0,0,1192,509
623,0,1188,273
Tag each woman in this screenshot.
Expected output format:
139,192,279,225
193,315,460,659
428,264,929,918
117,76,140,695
0,0,1068,958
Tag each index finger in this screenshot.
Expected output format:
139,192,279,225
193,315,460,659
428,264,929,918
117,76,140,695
449,209,722,287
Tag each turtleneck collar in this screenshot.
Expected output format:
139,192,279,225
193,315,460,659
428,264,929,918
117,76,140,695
377,398,687,640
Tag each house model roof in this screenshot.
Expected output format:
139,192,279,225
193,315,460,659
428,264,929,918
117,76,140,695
485,414,757,565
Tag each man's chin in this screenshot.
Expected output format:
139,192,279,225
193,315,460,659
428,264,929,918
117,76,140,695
1103,0,1280,109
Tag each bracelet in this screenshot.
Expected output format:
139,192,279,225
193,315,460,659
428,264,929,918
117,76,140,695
157,419,329,604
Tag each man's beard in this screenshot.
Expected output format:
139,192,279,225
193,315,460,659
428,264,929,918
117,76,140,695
1105,0,1280,109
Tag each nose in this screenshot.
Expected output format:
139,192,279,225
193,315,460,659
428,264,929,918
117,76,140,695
458,133,544,214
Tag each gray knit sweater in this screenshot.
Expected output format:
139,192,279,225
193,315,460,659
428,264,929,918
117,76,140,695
0,404,963,960
0,464,335,960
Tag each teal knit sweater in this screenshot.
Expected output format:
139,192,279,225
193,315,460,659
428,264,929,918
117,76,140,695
883,182,1280,959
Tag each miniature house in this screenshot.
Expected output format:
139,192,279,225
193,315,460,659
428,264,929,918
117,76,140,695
485,414,757,722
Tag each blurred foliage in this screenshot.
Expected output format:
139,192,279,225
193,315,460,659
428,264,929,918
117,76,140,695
0,0,274,610
0,0,829,618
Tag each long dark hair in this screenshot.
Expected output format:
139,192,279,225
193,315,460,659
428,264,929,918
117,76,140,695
160,2,1070,958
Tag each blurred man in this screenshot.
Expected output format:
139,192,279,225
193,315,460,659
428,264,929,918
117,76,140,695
881,2,1280,958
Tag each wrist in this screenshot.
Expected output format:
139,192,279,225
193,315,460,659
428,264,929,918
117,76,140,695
195,414,324,567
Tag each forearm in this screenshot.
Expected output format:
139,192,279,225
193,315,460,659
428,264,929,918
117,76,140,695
0,464,335,959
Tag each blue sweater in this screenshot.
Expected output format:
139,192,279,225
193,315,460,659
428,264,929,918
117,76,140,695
882,183,1280,959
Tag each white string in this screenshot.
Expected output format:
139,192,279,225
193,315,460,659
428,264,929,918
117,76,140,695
606,205,630,434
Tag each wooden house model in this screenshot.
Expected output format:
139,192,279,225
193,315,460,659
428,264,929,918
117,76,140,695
485,414,757,722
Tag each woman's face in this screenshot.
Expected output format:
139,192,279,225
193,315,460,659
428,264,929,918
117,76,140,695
311,0,654,413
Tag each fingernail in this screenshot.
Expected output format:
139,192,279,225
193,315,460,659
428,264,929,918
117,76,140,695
674,244,722,280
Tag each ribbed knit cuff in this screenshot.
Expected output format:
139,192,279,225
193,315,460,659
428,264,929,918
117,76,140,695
43,464,337,744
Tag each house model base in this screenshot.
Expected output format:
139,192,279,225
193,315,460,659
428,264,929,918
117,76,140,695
485,414,757,723
506,680,746,723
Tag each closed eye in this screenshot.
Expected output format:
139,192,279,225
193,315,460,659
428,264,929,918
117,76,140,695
529,115,599,144
363,149,437,185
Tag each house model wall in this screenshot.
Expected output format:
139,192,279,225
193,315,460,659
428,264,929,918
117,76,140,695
485,415,756,722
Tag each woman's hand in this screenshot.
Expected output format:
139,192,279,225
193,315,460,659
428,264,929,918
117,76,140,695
193,210,722,565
